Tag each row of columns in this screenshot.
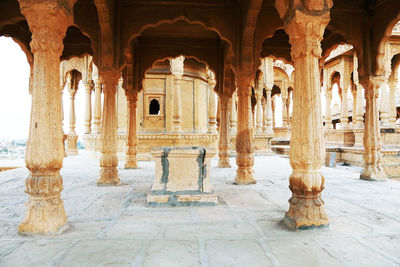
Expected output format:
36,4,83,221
324,50,399,129
18,0,388,235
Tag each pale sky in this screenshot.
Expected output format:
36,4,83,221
0,36,86,141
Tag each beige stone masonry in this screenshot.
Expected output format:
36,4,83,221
217,96,231,168
235,73,255,184
97,70,121,185
17,0,76,235
124,91,138,169
360,76,386,181
277,0,332,229
147,147,217,205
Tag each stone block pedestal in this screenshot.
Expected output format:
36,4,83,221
147,147,218,206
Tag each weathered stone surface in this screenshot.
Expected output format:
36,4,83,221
59,240,142,266
147,147,217,206
142,240,200,267
0,154,400,265
1,240,75,266
205,240,274,267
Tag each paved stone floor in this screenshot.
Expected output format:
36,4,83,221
1,152,400,266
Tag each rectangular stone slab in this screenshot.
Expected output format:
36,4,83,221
147,147,217,206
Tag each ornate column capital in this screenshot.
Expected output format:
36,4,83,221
236,72,254,97
125,90,138,105
99,69,120,95
18,0,75,55
360,76,384,99
285,10,330,59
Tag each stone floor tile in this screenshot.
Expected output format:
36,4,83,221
265,238,343,266
205,239,274,267
59,239,142,267
363,235,400,262
105,222,162,239
120,208,193,223
142,240,200,267
318,237,399,266
0,239,75,267
164,222,259,239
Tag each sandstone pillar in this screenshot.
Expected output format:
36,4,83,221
281,95,289,127
229,92,237,134
217,96,231,168
271,96,276,127
389,74,398,127
207,79,218,134
276,1,331,229
360,77,386,180
97,70,120,185
325,88,332,128
340,85,349,128
235,74,255,184
354,84,365,128
353,52,364,128
83,81,93,133
380,82,390,127
262,96,267,132
255,89,263,133
170,56,184,133
351,86,357,128
265,87,273,134
124,91,138,169
66,80,78,155
18,0,74,235
92,79,102,133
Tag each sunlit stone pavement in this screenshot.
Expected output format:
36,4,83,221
1,151,400,266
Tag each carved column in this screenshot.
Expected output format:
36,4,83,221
66,77,78,155
351,85,357,128
262,96,267,132
281,95,288,127
263,57,274,134
17,0,74,234
340,60,350,128
272,95,276,127
97,70,121,185
235,74,255,184
380,82,390,127
287,90,292,127
325,88,332,128
360,77,386,180
255,88,263,133
276,1,331,229
353,52,364,128
92,79,102,133
340,87,349,128
207,79,217,134
125,91,138,169
389,73,398,127
170,56,184,133
265,87,273,134
83,82,92,133
229,92,237,134
217,95,231,168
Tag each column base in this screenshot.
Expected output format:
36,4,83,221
284,195,329,230
217,159,231,168
360,165,386,181
124,158,138,169
66,134,78,156
234,168,256,184
18,195,68,235
97,167,121,185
